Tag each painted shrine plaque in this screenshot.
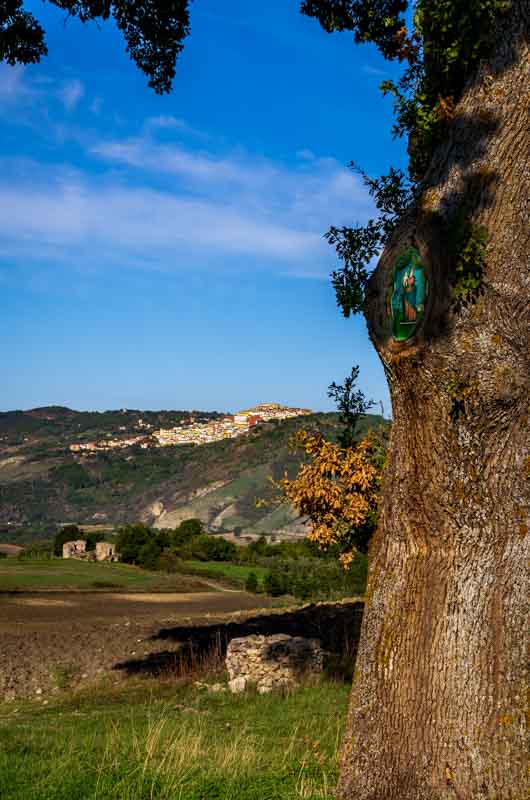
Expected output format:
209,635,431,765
388,247,428,341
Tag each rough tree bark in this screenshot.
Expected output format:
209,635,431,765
338,5,529,800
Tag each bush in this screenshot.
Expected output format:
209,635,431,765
85,531,107,551
137,539,162,571
53,524,82,557
179,518,203,537
261,555,367,600
158,549,181,573
263,570,288,597
17,543,54,560
186,534,238,563
245,571,259,593
248,535,269,557
116,523,167,567
292,573,314,601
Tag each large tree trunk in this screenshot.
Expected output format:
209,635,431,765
338,6,529,800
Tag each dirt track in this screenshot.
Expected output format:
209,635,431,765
0,591,273,699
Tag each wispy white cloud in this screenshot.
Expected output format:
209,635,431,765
0,167,332,276
90,136,296,199
143,115,209,139
362,64,387,77
89,132,371,226
0,172,323,261
0,64,36,102
0,67,89,127
0,106,374,277
58,79,84,111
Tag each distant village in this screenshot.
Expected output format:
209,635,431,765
69,403,313,454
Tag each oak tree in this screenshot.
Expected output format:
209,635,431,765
301,3,529,798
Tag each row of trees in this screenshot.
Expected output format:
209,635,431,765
114,518,369,600
113,518,369,600
115,520,238,569
256,556,367,600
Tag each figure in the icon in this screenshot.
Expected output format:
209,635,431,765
402,263,417,321
389,248,427,341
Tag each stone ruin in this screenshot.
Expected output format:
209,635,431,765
95,541,118,562
226,633,324,694
62,540,87,559
62,540,118,562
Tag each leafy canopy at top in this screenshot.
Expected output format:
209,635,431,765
0,0,191,94
302,0,506,316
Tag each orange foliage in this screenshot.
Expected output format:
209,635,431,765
279,429,384,560
435,95,456,121
393,26,421,63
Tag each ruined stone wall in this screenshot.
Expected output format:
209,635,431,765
95,541,117,562
62,540,87,559
226,633,324,694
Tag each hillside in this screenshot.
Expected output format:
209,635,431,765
0,407,386,543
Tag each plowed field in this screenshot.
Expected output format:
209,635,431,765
0,588,273,699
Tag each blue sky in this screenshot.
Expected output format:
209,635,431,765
1,0,406,414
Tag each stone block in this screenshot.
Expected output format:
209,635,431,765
228,676,247,693
62,540,87,559
226,633,324,694
95,541,117,562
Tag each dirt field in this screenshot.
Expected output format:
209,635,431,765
0,590,274,699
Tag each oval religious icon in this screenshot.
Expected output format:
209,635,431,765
388,247,428,341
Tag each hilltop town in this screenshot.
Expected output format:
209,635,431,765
69,403,313,453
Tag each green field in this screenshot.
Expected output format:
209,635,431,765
182,560,269,588
0,558,207,593
0,677,348,799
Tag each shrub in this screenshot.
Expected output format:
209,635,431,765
245,571,259,593
137,539,162,571
158,549,181,573
187,534,237,562
54,463,93,489
116,523,167,567
171,518,204,548
53,524,82,557
17,543,54,560
85,531,107,551
263,570,288,597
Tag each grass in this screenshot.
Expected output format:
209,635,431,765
49,663,81,690
0,558,208,593
182,560,269,589
0,677,349,799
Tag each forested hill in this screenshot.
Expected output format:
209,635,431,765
0,407,224,443
0,407,386,544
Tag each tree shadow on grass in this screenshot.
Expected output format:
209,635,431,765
113,600,364,682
